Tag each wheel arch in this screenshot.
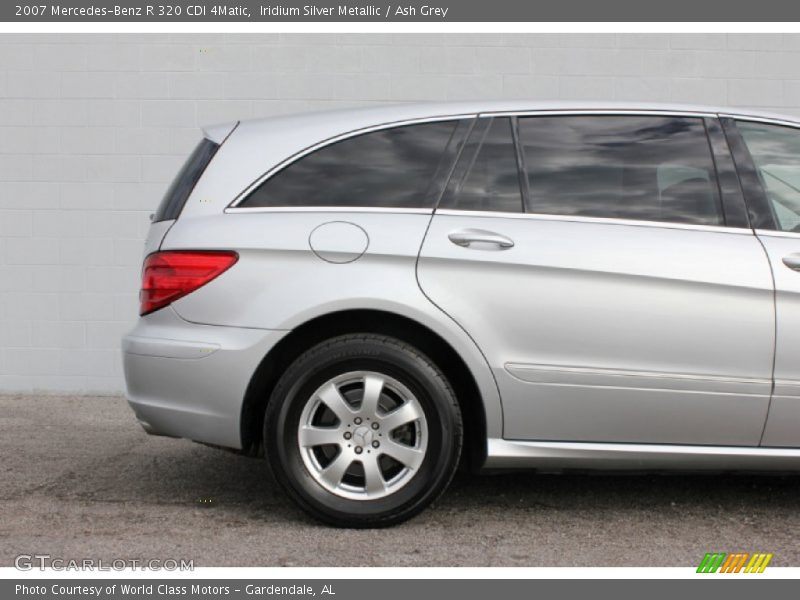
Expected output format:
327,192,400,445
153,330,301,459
240,308,490,471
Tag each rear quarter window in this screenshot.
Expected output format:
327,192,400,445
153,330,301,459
153,138,219,222
240,120,463,210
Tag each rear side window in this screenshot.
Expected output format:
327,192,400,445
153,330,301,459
153,138,219,222
439,117,523,213
519,116,723,226
241,120,461,209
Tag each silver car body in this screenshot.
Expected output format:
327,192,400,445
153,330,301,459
122,101,800,471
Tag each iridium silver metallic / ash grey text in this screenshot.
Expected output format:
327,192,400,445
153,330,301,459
122,101,800,527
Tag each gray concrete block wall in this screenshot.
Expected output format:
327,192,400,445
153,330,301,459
0,32,798,393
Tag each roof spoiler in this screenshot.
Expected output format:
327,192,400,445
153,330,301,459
202,120,239,145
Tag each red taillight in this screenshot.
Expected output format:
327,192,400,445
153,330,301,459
139,250,238,316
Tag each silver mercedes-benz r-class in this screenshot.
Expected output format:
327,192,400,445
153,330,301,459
123,101,800,527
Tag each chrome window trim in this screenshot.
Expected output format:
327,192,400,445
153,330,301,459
481,109,718,119
755,228,800,239
720,113,800,129
435,208,754,235
228,113,477,209
229,109,800,220
224,206,434,215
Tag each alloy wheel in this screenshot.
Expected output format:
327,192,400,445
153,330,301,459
297,371,428,500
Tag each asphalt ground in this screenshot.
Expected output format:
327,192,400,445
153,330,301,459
2,394,799,567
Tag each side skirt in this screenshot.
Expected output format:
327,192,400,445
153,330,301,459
484,438,800,472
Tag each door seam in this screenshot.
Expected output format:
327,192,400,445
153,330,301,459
755,232,779,446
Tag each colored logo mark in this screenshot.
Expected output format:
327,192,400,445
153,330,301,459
697,552,773,573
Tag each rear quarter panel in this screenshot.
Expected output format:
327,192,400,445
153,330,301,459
163,212,429,328
160,210,505,438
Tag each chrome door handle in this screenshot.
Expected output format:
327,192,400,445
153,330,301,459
448,229,514,250
783,254,800,271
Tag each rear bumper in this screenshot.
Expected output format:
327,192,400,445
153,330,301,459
122,307,287,449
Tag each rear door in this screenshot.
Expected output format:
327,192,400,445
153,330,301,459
417,113,775,446
727,118,800,447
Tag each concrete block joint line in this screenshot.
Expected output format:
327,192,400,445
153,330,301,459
2,32,800,394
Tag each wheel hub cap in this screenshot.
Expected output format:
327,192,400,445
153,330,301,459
352,426,373,447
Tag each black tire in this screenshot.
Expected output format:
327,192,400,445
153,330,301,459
264,334,462,528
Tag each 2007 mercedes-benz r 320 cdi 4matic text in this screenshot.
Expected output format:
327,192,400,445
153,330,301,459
123,101,800,527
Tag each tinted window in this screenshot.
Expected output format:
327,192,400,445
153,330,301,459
738,121,800,233
154,138,219,222
242,120,460,209
440,117,523,213
519,116,723,226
